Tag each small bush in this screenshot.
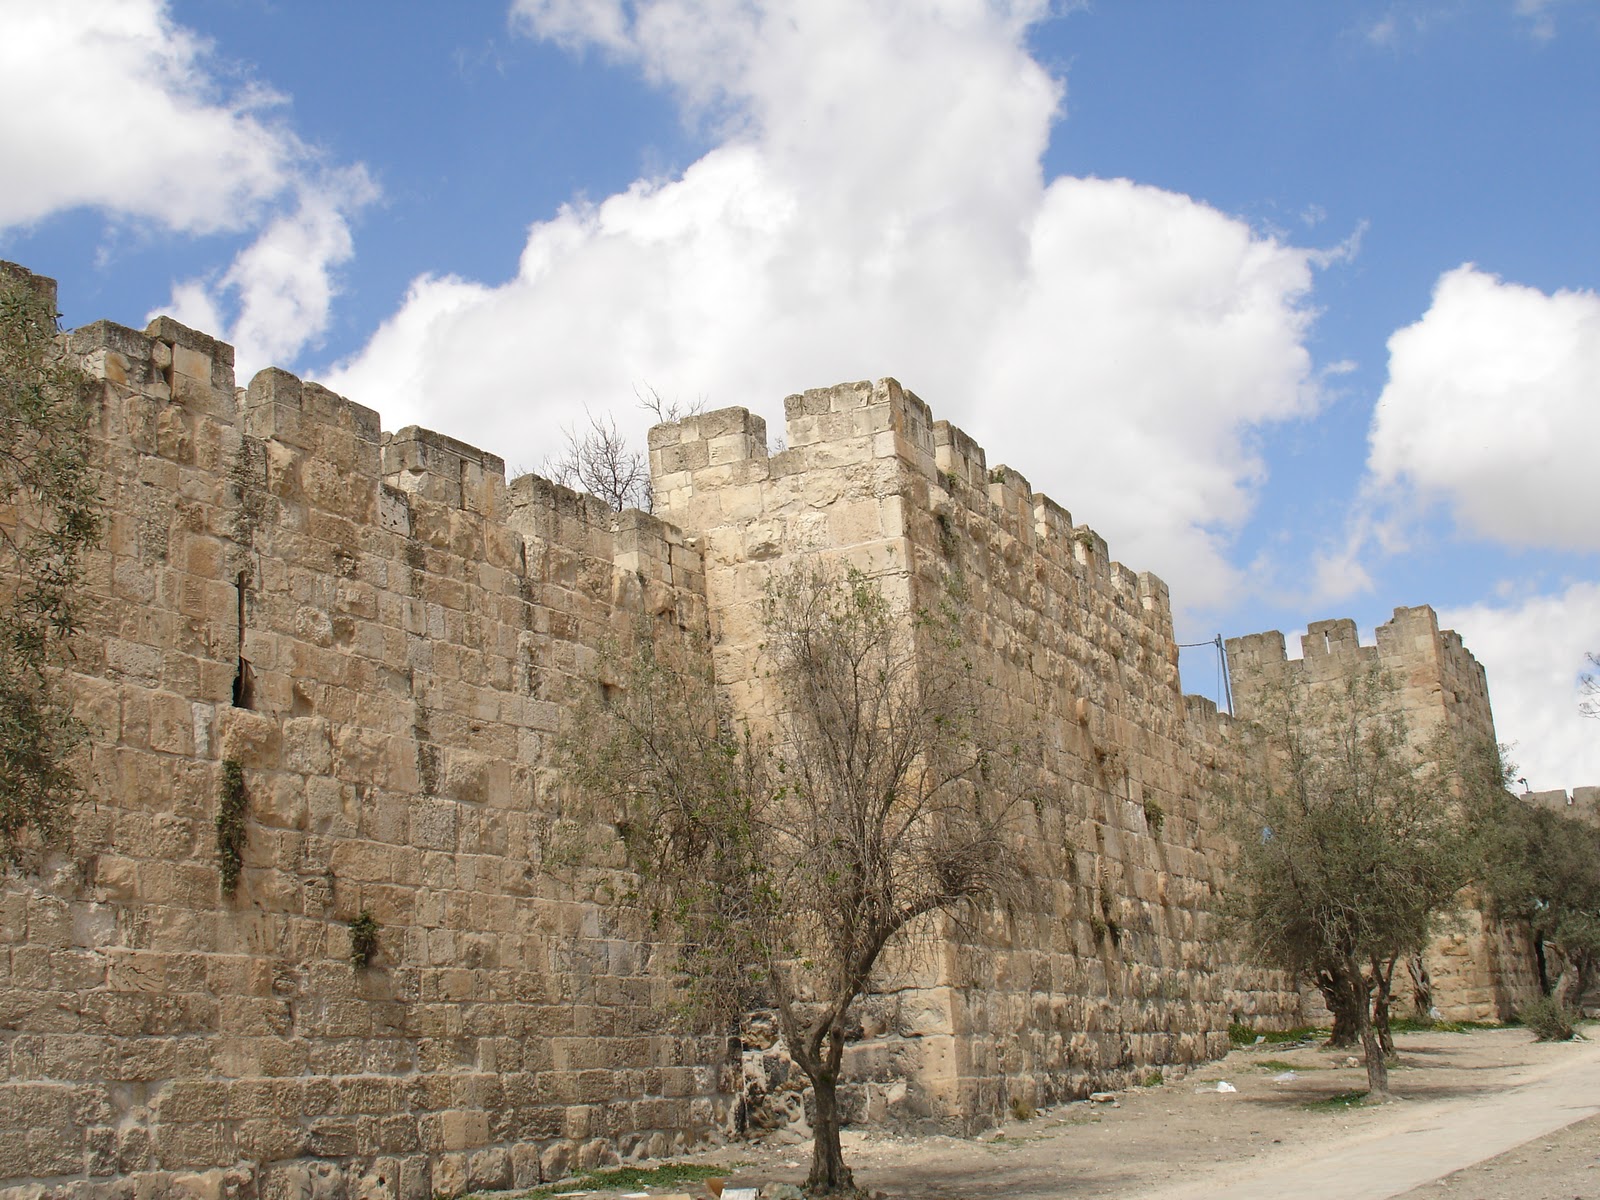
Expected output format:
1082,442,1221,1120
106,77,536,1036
1521,994,1577,1042
349,910,380,969
1142,798,1165,835
1009,1095,1036,1121
1141,1070,1164,1087
1228,1022,1256,1046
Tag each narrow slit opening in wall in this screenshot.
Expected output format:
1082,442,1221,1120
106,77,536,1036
232,572,255,709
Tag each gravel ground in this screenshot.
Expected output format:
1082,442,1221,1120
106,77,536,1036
507,1027,1599,1200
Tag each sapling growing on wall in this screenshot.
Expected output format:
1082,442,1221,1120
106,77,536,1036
561,564,1022,1195
543,387,703,512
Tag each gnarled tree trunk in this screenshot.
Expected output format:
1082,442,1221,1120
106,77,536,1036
1318,964,1364,1048
1371,955,1397,1056
1407,952,1434,1021
1348,955,1391,1101
799,1027,857,1196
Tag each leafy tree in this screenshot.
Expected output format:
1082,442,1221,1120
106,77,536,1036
1476,791,1600,1016
0,266,99,865
560,565,1021,1195
1222,667,1474,1099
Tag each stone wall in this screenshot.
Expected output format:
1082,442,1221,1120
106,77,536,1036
1225,609,1542,1022
15,261,1548,1197
651,379,1301,1130
1526,786,1600,827
1,265,726,1200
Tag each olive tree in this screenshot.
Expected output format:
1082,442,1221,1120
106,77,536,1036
0,266,99,864
1222,667,1474,1100
1476,791,1600,1016
560,564,1021,1195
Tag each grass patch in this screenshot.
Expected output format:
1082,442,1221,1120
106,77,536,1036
495,1162,728,1199
1388,1016,1501,1034
1230,1023,1326,1046
1254,1059,1303,1073
1304,1090,1369,1111
1141,1070,1164,1087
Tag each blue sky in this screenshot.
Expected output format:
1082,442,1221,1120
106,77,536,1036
2,0,1596,787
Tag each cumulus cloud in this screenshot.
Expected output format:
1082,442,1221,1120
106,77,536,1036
328,0,1324,614
1368,265,1600,552
0,0,375,375
1444,582,1600,790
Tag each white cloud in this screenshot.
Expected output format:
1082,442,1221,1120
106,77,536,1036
165,169,380,379
1444,582,1600,790
1368,265,1600,552
329,0,1324,615
1363,2,1579,47
0,0,375,375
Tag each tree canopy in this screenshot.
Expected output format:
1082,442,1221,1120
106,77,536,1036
1222,667,1475,1098
1476,790,1600,1015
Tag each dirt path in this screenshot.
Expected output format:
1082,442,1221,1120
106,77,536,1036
657,1027,1600,1199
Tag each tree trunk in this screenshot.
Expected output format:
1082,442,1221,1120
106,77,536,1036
1349,956,1391,1101
1318,965,1363,1048
801,1027,858,1197
1371,956,1396,1056
805,1067,856,1195
1407,952,1433,1021
1551,960,1581,1013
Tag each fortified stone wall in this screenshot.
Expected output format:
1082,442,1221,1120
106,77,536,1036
1,265,727,1200
1225,610,1542,1022
650,380,1301,1129
1526,786,1600,827
19,263,1530,1198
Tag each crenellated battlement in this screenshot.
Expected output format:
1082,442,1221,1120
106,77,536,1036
648,378,1175,651
1227,605,1494,752
1526,786,1600,826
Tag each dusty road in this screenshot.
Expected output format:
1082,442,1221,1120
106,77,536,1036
662,1026,1600,1200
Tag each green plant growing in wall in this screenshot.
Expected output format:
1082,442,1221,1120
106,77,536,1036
349,910,380,969
0,267,100,865
1142,798,1165,835
216,758,247,893
934,509,960,561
